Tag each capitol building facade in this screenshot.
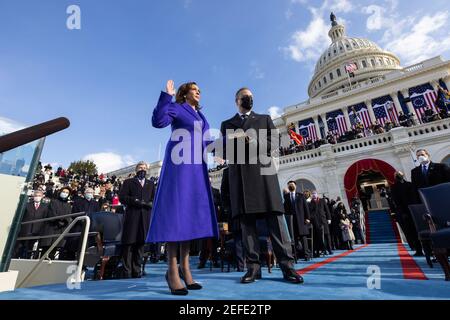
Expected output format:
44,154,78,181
210,14,450,210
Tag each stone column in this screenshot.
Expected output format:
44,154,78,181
444,76,450,90
401,89,419,123
321,113,329,133
390,92,403,114
342,108,352,129
312,115,322,139
364,100,377,124
430,80,440,91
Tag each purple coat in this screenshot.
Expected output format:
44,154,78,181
146,92,219,242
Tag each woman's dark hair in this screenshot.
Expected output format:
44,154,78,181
175,82,201,110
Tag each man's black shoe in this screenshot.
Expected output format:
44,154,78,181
413,251,424,257
240,268,262,284
283,269,304,284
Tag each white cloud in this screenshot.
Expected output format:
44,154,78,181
363,5,387,31
0,116,25,135
329,0,353,13
82,152,136,174
362,3,450,65
282,0,356,63
268,106,282,119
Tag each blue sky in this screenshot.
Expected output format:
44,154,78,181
1,0,450,173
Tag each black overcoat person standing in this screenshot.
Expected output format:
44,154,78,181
119,162,156,278
283,181,312,260
219,87,303,284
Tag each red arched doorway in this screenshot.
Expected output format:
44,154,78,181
344,159,396,208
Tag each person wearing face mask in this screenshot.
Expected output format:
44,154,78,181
283,181,311,261
411,149,450,191
15,190,49,258
41,187,73,259
72,187,100,215
308,191,333,257
65,187,101,260
219,88,304,285
391,171,424,256
119,161,156,280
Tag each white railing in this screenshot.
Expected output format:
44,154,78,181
406,118,450,138
403,63,424,73
17,216,91,288
331,132,392,155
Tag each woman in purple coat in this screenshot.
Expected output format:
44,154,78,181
147,80,218,295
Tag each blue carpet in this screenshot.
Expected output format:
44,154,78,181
367,210,397,244
1,243,449,300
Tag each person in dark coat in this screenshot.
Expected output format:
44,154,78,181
42,187,73,259
390,171,424,256
411,149,450,191
16,190,49,258
283,181,312,261
65,187,101,260
119,161,156,279
219,87,303,284
308,191,333,257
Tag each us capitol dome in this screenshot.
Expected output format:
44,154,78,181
308,12,402,98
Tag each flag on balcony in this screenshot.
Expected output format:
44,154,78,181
409,83,438,123
348,103,372,128
372,95,399,125
289,129,303,145
298,118,318,142
326,110,348,136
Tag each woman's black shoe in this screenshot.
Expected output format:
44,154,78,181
178,266,203,290
165,271,188,295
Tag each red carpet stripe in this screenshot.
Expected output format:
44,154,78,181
390,216,428,280
296,244,369,275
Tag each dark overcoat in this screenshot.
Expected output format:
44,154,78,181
220,112,284,218
119,177,156,245
283,192,311,236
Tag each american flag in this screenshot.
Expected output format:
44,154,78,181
410,84,439,123
373,103,398,126
327,110,348,136
299,119,318,142
348,103,371,128
345,63,358,73
372,96,399,125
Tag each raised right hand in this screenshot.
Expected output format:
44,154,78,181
166,80,176,96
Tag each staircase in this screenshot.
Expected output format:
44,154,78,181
366,210,398,244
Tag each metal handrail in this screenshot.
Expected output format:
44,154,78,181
17,216,91,288
20,211,86,225
17,232,98,242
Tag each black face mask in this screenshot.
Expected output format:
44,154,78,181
240,95,253,111
288,186,295,192
136,170,147,180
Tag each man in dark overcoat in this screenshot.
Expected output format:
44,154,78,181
119,161,156,278
283,181,312,261
219,87,303,284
